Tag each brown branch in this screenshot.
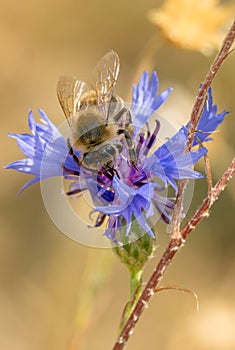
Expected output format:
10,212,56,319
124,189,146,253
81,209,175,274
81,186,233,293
112,19,235,350
112,157,235,350
187,21,235,152
171,20,235,239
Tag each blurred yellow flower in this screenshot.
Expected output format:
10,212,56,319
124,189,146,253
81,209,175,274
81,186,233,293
148,0,235,55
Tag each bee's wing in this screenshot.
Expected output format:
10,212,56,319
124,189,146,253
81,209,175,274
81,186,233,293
57,75,87,126
88,50,120,112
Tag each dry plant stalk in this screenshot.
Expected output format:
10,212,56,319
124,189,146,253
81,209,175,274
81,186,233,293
112,20,235,350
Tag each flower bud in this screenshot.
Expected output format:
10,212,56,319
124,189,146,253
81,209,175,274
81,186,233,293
113,220,156,273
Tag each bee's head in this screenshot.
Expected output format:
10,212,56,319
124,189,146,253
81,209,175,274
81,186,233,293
83,143,116,170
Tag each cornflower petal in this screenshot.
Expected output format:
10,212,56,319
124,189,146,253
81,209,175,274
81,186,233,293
144,128,208,192
95,177,157,239
132,71,173,134
5,109,78,192
182,87,228,145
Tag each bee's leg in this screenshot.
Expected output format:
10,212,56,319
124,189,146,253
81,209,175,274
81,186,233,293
113,107,133,126
124,109,132,126
117,129,138,170
105,165,120,179
113,107,127,122
67,138,81,166
99,163,120,180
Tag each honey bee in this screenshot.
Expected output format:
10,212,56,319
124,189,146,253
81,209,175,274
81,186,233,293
57,50,137,173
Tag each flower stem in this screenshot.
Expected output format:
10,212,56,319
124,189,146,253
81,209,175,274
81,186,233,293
112,157,235,350
119,269,143,334
171,19,235,239
112,18,235,349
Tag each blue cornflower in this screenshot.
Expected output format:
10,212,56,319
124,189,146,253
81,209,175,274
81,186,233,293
6,71,227,243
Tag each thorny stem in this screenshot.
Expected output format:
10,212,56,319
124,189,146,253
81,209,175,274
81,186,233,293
112,20,235,350
171,20,235,239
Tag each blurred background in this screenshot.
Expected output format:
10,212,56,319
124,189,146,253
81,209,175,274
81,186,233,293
0,0,235,349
